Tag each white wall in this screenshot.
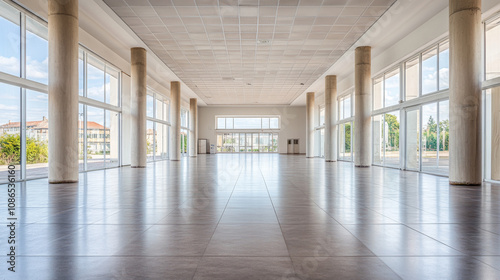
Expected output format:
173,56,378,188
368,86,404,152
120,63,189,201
198,106,306,154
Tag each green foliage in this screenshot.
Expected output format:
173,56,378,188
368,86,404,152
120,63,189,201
344,123,351,152
0,134,48,165
423,116,449,152
385,114,400,150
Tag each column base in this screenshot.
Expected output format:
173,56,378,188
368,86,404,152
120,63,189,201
306,156,314,158
131,166,146,168
355,165,370,168
449,181,482,186
326,160,336,162
170,159,181,161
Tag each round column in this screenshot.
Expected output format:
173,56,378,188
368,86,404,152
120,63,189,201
189,98,198,157
449,0,482,185
306,92,315,158
48,0,79,183
354,46,372,167
130,47,147,168
325,75,337,162
170,81,181,161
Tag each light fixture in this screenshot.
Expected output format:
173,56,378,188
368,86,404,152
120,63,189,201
257,39,271,45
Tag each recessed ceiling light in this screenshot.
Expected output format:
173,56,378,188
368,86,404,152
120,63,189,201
257,39,271,45
247,83,252,86
300,83,304,85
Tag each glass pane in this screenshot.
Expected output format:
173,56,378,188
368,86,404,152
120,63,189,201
0,83,21,182
486,19,500,80
344,123,352,161
438,41,449,90
164,99,170,121
262,118,270,129
87,56,105,103
239,133,245,152
260,133,269,152
79,104,84,171
405,57,419,101
86,106,105,170
181,110,188,128
338,124,344,159
384,69,400,107
0,1,21,77
217,118,225,129
217,134,222,152
319,108,325,125
156,98,163,120
234,118,262,129
372,115,383,165
406,109,420,170
79,50,84,96
225,117,233,129
181,129,188,154
373,77,383,110
422,48,438,95
105,66,120,106
26,17,48,84
246,133,252,152
485,87,500,180
339,99,344,119
26,90,49,178
252,133,259,152
270,118,279,129
384,111,400,167
344,97,351,118
155,123,163,159
438,101,449,175
106,110,120,167
147,94,154,118
272,133,279,152
422,103,438,172
147,121,154,161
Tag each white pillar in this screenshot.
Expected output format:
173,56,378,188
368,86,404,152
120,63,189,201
325,75,337,162
189,98,198,157
170,81,181,161
354,46,372,167
48,0,79,183
449,0,482,185
306,92,315,158
130,47,147,168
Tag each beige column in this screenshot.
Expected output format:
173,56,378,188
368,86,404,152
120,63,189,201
325,76,337,162
170,81,181,161
354,46,372,167
48,0,79,183
449,0,482,185
306,92,315,158
130,47,147,168
189,98,198,157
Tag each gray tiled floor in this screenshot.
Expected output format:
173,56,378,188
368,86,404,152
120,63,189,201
0,153,499,279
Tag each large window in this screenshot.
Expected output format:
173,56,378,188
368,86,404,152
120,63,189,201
79,49,121,171
216,117,280,130
373,68,401,110
486,16,500,80
484,16,500,182
404,40,449,101
217,132,278,153
146,89,170,161
0,2,49,182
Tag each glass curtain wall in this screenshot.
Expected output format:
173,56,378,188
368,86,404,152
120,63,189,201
0,2,50,181
146,90,170,162
372,39,449,175
483,16,500,181
217,133,278,153
79,49,121,171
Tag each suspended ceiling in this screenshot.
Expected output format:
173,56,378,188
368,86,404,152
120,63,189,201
103,0,396,105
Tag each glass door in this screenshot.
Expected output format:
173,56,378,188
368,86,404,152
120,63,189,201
405,107,420,171
246,133,252,152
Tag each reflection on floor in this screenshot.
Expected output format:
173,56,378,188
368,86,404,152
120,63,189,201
0,154,499,279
